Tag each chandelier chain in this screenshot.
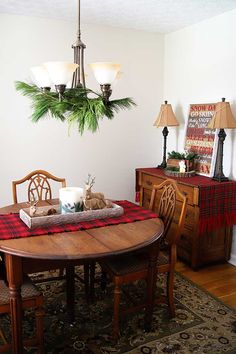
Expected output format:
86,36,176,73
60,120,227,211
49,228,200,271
72,0,86,89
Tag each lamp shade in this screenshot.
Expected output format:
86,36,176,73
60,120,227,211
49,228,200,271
30,66,52,88
153,101,179,127
207,98,236,129
44,62,79,86
89,62,121,85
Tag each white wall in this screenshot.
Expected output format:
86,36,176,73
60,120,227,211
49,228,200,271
0,14,164,205
163,8,236,265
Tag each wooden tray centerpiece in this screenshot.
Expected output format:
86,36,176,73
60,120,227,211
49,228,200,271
20,175,124,229
20,202,123,229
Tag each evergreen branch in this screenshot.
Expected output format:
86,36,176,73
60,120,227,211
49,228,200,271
15,81,136,134
104,98,136,120
15,81,41,97
109,97,136,112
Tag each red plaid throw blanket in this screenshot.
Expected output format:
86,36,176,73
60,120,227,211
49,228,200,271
0,200,158,241
136,168,236,234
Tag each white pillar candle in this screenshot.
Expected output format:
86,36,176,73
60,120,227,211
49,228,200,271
59,187,84,214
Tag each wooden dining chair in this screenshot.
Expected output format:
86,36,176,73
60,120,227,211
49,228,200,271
11,169,90,320
12,169,66,280
12,169,66,204
99,179,187,339
0,272,44,353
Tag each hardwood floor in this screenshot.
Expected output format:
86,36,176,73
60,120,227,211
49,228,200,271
176,260,236,309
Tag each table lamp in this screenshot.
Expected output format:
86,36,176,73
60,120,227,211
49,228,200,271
207,98,236,182
153,100,179,168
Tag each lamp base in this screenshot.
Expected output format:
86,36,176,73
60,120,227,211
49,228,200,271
212,175,229,182
157,162,167,169
157,126,169,170
212,129,229,183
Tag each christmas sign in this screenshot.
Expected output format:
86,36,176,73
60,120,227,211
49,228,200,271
184,103,218,177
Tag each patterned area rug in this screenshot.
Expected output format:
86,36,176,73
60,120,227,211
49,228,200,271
0,266,236,353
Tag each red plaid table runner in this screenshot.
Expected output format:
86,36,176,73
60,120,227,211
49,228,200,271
136,168,236,234
0,200,158,241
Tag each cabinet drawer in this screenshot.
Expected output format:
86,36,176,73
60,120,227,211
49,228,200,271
142,189,152,209
142,174,163,190
141,173,198,206
179,230,192,251
177,244,191,262
176,184,196,206
166,223,193,250
174,203,197,229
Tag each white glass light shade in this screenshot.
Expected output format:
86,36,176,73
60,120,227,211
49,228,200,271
89,62,121,85
44,62,79,85
30,66,52,88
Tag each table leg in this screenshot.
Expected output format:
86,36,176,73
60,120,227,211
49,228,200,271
66,265,75,323
5,254,23,354
145,243,159,331
88,262,95,302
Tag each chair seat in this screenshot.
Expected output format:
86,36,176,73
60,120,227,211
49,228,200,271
104,250,169,276
0,275,41,306
0,273,44,352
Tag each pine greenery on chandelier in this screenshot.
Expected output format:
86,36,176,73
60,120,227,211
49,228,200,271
15,0,135,135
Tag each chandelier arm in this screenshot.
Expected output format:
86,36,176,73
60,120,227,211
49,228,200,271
41,92,59,101
81,48,86,88
76,48,80,87
72,51,76,88
85,89,103,97
34,87,60,101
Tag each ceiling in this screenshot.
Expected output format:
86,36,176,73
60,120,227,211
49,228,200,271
1,0,236,33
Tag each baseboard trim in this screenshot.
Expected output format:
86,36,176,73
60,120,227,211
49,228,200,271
228,254,236,266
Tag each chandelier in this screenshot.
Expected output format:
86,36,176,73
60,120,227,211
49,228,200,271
16,0,135,134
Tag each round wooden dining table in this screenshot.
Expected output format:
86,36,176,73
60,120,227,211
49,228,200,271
0,201,164,354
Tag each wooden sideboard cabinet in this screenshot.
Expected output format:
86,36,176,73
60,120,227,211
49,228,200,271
136,168,233,269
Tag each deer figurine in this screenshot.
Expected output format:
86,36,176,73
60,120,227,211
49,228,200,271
85,175,105,200
28,196,38,217
84,174,110,210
